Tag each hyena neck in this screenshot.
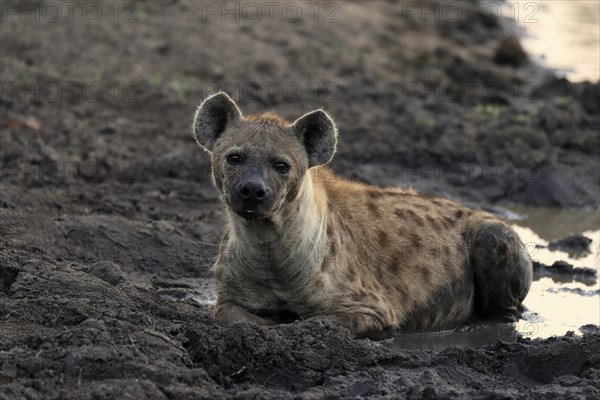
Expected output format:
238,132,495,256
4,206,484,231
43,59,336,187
227,171,328,275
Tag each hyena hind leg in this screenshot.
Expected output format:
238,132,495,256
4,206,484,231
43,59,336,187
470,221,533,321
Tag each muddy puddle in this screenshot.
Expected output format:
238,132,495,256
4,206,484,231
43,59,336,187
511,206,599,339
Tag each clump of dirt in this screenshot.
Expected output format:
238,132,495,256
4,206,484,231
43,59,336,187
495,35,528,66
1,1,599,398
532,260,597,285
547,234,593,259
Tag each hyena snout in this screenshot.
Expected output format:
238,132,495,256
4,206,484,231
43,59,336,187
239,180,268,203
229,166,275,218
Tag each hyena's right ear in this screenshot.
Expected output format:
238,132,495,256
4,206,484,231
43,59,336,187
193,92,242,152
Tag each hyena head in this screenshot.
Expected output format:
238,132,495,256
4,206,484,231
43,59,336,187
193,92,338,220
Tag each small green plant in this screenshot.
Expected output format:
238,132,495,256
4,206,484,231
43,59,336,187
474,103,501,118
516,114,530,124
167,76,196,100
136,6,148,21
148,72,163,87
512,137,526,146
416,117,436,128
555,96,571,106
416,53,438,68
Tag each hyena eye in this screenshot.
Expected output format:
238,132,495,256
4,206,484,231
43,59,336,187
274,162,290,174
227,154,242,165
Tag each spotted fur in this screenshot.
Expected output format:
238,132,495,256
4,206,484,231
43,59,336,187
193,93,533,338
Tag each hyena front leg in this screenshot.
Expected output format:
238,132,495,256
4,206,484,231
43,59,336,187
468,219,533,321
214,302,278,326
310,313,387,339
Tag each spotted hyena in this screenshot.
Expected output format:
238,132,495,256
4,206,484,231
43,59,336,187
193,92,533,339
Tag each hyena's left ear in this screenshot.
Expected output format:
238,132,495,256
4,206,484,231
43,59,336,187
193,92,242,153
292,109,338,168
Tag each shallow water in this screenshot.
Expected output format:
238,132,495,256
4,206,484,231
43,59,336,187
381,323,520,351
511,206,599,340
506,0,600,82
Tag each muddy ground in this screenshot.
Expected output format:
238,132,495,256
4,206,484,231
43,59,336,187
1,1,599,399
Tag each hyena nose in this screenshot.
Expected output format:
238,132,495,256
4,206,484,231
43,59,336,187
239,181,268,203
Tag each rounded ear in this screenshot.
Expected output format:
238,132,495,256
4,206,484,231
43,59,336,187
193,92,242,152
292,109,338,168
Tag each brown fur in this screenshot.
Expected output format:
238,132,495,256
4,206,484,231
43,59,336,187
193,93,533,338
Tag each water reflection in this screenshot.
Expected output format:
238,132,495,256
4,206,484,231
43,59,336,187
521,276,599,338
381,323,518,351
506,0,600,82
509,206,599,272
508,206,600,243
510,207,599,340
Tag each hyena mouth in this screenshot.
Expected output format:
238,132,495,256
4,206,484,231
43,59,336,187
235,208,267,220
